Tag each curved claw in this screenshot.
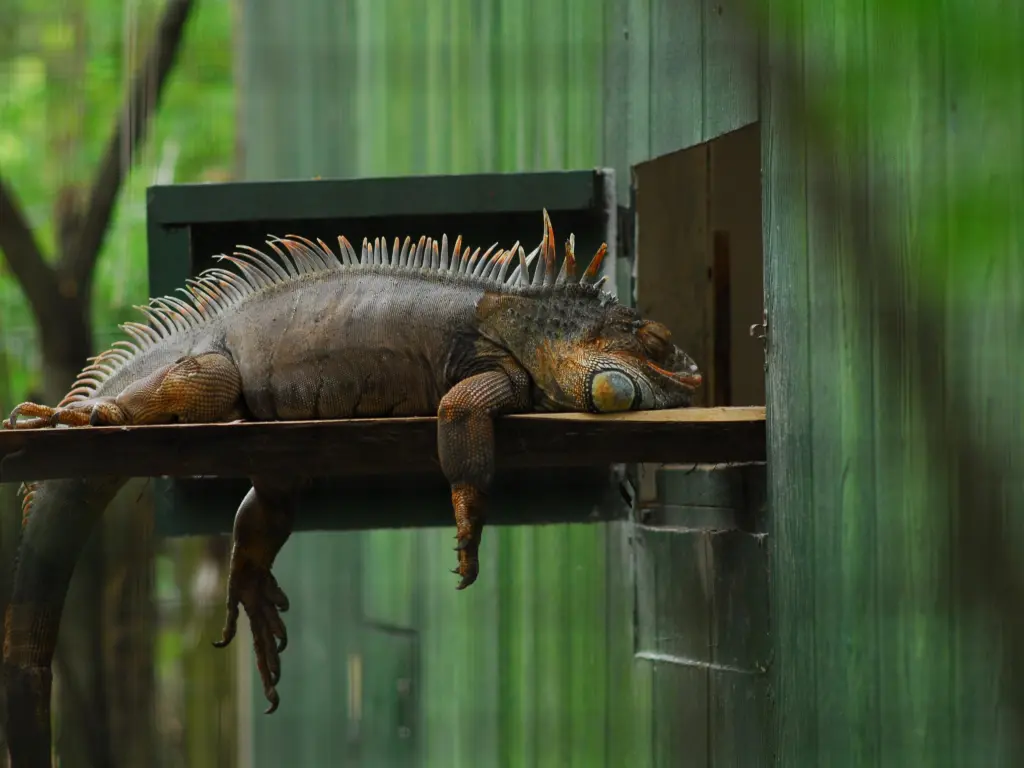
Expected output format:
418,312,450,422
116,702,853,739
4,403,55,429
264,688,280,715
214,563,290,714
452,540,479,590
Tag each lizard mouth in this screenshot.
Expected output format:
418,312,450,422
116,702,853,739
646,361,703,390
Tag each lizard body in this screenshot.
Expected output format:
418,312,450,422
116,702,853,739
1,211,700,766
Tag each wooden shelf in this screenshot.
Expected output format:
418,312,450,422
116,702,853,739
0,407,764,484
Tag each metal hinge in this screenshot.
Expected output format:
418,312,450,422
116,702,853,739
750,307,769,370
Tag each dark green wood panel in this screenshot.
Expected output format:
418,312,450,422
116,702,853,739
702,0,759,138
644,0,760,159
802,1,882,762
763,0,1024,764
760,0,817,763
233,1,647,767
147,171,612,225
625,0,653,169
635,463,771,767
244,531,362,765
649,0,704,155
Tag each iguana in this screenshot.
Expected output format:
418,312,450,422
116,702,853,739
1,210,700,766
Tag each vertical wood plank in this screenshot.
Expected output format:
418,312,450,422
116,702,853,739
865,2,958,762
633,146,713,403
799,0,882,762
626,0,652,167
761,0,818,763
649,0,704,155
708,123,765,406
497,526,538,768
604,521,654,768
239,2,637,766
603,0,631,202
702,0,758,139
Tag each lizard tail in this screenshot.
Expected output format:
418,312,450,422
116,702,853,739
3,477,125,768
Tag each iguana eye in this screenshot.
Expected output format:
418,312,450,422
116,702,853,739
589,369,638,413
636,321,673,361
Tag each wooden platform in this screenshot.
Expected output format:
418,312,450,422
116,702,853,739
0,406,765,483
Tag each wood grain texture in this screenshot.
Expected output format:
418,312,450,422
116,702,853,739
636,462,771,767
761,0,819,763
763,0,1024,763
0,408,766,483
650,0,704,154
231,1,669,765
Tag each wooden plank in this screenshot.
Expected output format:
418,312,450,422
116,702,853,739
649,0,704,154
247,531,360,765
760,0,818,763
709,122,765,407
646,659,709,768
0,407,767,482
147,170,610,225
635,462,771,767
634,146,713,405
602,0,631,203
701,0,759,139
625,0,652,168
863,2,955,764
154,468,627,537
801,1,883,762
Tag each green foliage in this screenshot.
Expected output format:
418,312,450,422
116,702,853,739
0,0,236,401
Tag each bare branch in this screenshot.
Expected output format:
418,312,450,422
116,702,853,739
0,177,58,318
63,0,196,283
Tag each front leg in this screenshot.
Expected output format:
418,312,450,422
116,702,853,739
213,477,298,714
437,365,531,590
4,351,243,429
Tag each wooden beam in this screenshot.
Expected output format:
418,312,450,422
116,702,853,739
0,406,765,483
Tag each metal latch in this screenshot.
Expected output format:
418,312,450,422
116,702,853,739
749,307,768,370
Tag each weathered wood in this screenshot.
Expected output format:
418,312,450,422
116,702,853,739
761,0,817,763
0,407,765,483
155,468,628,537
634,124,763,409
634,145,713,406
635,462,771,767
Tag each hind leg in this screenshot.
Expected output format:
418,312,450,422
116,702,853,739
4,352,243,429
213,477,298,714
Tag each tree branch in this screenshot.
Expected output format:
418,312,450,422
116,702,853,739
0,177,58,319
63,0,196,283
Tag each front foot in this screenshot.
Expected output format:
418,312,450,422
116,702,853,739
4,397,126,429
451,484,485,590
213,556,290,713
4,401,89,429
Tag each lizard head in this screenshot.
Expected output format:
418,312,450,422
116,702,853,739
523,303,703,413
475,213,702,413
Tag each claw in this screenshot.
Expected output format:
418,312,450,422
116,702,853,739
212,601,240,648
4,401,94,429
264,689,280,715
4,402,56,429
456,563,479,590
214,557,290,715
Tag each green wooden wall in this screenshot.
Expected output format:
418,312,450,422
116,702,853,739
238,1,625,766
761,0,1023,764
232,0,761,765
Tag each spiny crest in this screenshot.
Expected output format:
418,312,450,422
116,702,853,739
60,210,611,406
19,481,38,528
